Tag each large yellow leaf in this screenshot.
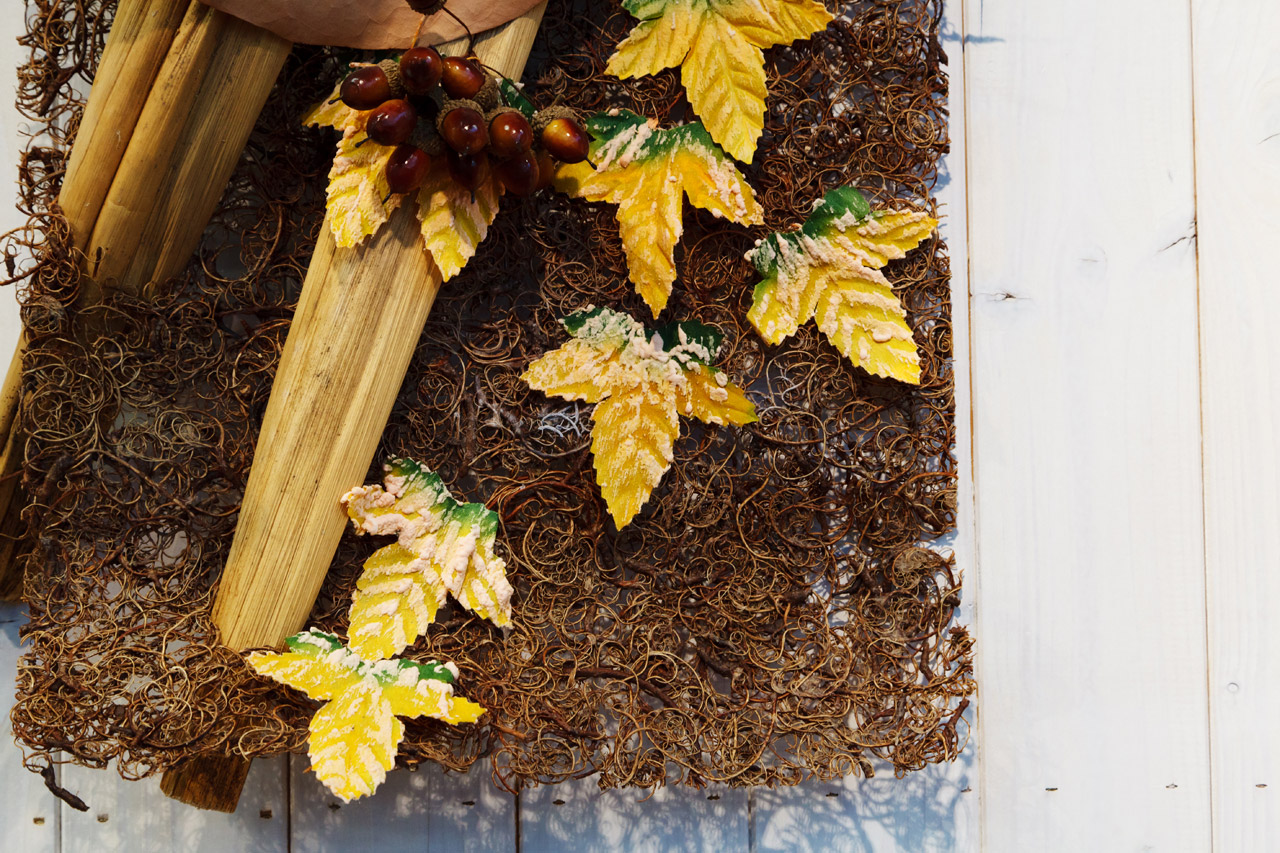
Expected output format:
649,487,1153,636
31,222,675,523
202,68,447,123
563,111,763,316
415,159,505,281
250,629,484,802
523,307,756,528
607,0,833,162
326,129,397,249
746,187,937,384
343,459,514,659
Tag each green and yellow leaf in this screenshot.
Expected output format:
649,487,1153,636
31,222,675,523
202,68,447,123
416,159,505,281
343,459,514,658
523,306,756,528
747,188,936,383
607,0,833,162
250,629,482,802
563,111,763,316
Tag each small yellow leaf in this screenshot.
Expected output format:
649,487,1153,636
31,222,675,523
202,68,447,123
416,159,504,281
591,384,679,527
683,13,767,163
251,630,485,803
746,187,937,383
565,112,763,316
523,307,755,528
607,0,833,161
343,459,514,656
326,130,397,249
522,339,623,404
309,680,402,803
304,78,361,132
675,364,758,426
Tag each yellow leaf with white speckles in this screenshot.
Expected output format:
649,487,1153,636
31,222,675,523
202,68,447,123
747,187,936,384
249,630,483,803
415,159,505,281
523,306,756,527
325,130,397,249
342,459,513,660
564,111,762,316
607,0,833,162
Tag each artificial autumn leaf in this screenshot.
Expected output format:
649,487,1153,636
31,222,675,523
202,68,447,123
306,75,504,276
555,110,762,316
523,306,756,527
249,630,484,802
342,459,513,660
746,186,937,384
607,0,833,162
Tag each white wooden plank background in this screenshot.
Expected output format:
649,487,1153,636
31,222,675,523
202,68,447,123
4,0,1279,849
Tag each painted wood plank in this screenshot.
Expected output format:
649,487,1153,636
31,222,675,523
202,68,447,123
290,757,516,852
748,1,979,846
520,778,748,853
1190,1,1280,849
1,604,60,852
962,0,1214,850
60,756,288,853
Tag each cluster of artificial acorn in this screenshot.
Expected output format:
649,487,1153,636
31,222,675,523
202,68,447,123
339,47,590,197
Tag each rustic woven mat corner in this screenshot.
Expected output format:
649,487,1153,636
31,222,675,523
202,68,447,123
6,0,973,790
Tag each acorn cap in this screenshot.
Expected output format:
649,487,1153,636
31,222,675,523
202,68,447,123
532,105,581,136
407,0,447,12
408,120,445,158
378,58,405,97
485,105,522,123
474,76,502,112
435,98,485,133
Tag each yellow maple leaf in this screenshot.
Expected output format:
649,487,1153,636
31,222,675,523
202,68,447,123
523,306,757,528
747,187,937,384
342,459,514,660
607,0,833,162
249,630,482,802
415,159,505,281
558,110,762,316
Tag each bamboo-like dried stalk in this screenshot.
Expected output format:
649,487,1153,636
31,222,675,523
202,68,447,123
59,0,190,248
160,3,549,811
0,334,27,602
85,3,292,298
0,1,291,599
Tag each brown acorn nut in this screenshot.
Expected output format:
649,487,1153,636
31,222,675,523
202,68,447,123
440,56,486,99
386,145,431,195
447,149,490,192
366,99,418,147
541,117,590,164
437,99,489,155
400,46,443,96
487,108,534,160
495,151,540,196
340,65,392,111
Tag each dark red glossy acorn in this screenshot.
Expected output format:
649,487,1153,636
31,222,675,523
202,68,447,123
366,99,418,146
534,147,556,190
439,106,489,155
447,150,489,192
385,145,431,195
541,117,590,163
495,151,540,196
400,46,443,95
488,111,534,160
340,65,393,111
440,56,486,99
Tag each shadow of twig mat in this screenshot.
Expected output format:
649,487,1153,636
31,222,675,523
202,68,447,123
7,0,973,791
